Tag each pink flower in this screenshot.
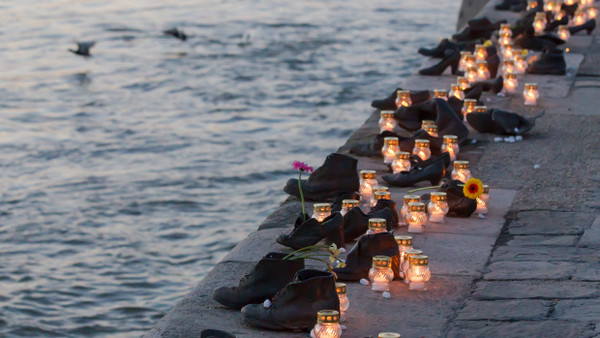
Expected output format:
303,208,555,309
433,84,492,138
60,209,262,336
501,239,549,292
292,161,313,173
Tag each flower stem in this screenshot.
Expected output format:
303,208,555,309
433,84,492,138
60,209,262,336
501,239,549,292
407,185,441,193
298,171,306,222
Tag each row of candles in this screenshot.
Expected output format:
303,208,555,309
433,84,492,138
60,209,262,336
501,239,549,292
528,0,597,31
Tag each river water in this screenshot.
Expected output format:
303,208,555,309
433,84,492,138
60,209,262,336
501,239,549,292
0,0,459,336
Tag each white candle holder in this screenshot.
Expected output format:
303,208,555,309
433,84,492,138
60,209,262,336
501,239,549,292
441,135,459,161
462,99,477,121
401,248,423,282
503,73,518,94
433,89,448,101
366,218,387,235
533,12,547,34
395,235,413,266
359,170,377,203
340,199,359,216
335,283,349,322
313,203,331,222
379,111,397,133
407,255,431,291
573,9,587,26
312,310,342,338
428,192,449,223
412,139,431,161
401,195,421,226
382,137,400,165
499,23,512,37
396,90,412,108
527,0,538,10
514,54,528,74
476,61,490,81
587,6,597,19
368,256,394,291
459,51,472,72
407,202,427,233
449,84,465,101
499,32,512,47
424,124,439,137
558,25,571,41
474,44,488,62
465,66,478,84
391,151,411,174
523,83,539,106
501,59,515,77
457,76,470,91
451,160,472,183
373,190,391,208
476,185,490,214
502,44,514,60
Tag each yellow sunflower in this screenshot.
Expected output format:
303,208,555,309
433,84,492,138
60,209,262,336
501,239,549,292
463,178,484,199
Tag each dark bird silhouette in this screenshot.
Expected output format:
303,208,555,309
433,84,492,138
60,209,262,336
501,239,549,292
163,27,187,41
69,41,96,57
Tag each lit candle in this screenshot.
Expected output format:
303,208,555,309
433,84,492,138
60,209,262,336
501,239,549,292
313,203,332,222
312,310,342,338
499,23,512,37
544,0,557,14
367,218,387,235
459,51,472,72
474,44,488,62
401,249,423,283
433,89,448,101
441,135,459,161
391,151,411,174
421,120,435,129
451,160,472,183
373,190,391,208
457,76,470,91
476,61,490,81
503,73,518,94
573,9,587,26
464,54,476,70
533,13,547,34
336,283,349,322
407,255,431,291
514,54,528,74
427,192,449,223
359,170,377,203
588,6,598,19
412,139,431,161
395,235,413,265
462,99,477,121
341,199,359,216
396,90,412,108
368,255,394,291
424,124,438,137
382,137,400,165
401,195,421,226
465,66,478,84
564,0,576,5
558,25,571,41
476,184,490,214
527,0,538,10
499,32,512,47
378,111,397,133
407,202,427,233
523,83,539,106
501,59,515,77
449,84,465,101
378,333,401,338
502,44,514,60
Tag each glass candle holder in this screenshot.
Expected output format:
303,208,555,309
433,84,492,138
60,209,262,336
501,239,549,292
378,333,402,338
476,61,490,81
407,202,427,233
382,137,400,165
558,25,571,41
368,255,394,291
533,13,547,34
335,283,349,321
457,76,470,91
401,195,421,226
503,73,518,94
391,151,411,174
527,0,538,10
474,105,487,114
424,124,439,137
433,89,448,101
573,9,587,26
367,218,387,235
499,32,512,46
514,54,528,74
412,139,431,161
476,184,490,214
462,99,477,121
474,44,488,62
523,83,539,106
396,90,412,108
459,51,472,72
341,199,359,216
449,84,465,101
313,310,342,338
359,170,377,202
564,0,576,5
465,66,478,84
587,6,598,19
441,135,459,161
313,203,332,222
464,54,476,70
502,44,514,60
556,9,567,21
379,111,397,133
407,255,431,291
395,235,413,265
451,160,472,183
371,186,389,207
499,23,512,36
401,248,423,282
428,192,449,223
544,0,557,13
373,191,391,208
501,59,515,77
421,120,435,130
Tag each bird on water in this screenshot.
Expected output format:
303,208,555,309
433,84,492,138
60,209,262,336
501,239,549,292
69,41,96,57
